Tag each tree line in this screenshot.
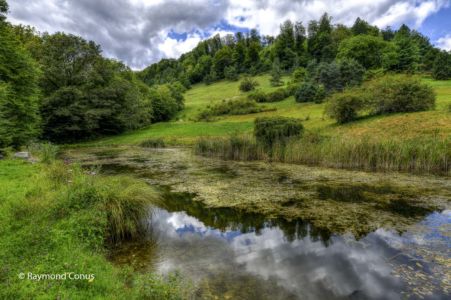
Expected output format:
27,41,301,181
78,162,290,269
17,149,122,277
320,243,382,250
139,14,451,87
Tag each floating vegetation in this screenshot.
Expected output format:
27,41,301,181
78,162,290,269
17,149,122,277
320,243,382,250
65,147,451,238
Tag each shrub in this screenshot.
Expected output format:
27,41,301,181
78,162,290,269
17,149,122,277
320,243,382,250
295,82,326,103
266,88,290,102
432,51,451,80
140,138,165,148
197,97,274,121
248,90,267,103
254,117,304,148
309,59,365,93
224,65,239,81
248,87,293,103
239,77,259,92
367,75,435,114
292,67,307,83
325,90,366,124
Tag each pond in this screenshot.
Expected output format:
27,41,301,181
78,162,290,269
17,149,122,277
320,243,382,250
66,147,451,299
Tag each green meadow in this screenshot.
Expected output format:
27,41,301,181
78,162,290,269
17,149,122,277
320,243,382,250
76,75,451,147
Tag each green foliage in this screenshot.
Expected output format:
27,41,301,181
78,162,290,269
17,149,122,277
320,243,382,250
239,76,259,92
326,75,436,124
367,75,435,114
0,0,7,20
213,46,233,78
432,51,451,80
292,67,307,83
139,15,440,87
247,89,268,103
28,142,60,164
351,18,379,36
325,90,366,123
270,58,283,86
197,97,273,121
337,35,388,69
38,33,154,142
308,13,336,62
224,65,239,81
295,82,326,103
311,59,365,92
0,23,40,149
249,87,292,103
391,25,420,72
254,117,304,148
150,84,181,122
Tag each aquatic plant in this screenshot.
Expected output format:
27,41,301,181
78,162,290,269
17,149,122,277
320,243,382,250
28,142,60,163
140,138,165,148
195,133,450,175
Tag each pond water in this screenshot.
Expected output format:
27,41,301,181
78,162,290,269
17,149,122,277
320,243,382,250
66,147,451,299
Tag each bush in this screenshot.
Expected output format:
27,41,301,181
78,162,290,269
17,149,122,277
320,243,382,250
254,117,304,148
295,82,326,103
224,65,239,81
367,75,435,114
248,90,267,103
432,51,451,80
197,97,274,121
239,77,259,92
309,59,365,93
325,90,366,124
292,67,307,83
266,88,290,102
248,87,293,103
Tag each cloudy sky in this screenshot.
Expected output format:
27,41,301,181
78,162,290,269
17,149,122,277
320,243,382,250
7,0,451,69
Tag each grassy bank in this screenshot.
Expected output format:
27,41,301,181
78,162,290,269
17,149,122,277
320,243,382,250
195,134,450,175
0,159,187,299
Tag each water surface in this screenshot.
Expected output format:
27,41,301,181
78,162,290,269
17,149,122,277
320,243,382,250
66,146,451,299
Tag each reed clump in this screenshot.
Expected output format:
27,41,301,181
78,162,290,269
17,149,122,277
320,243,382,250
47,162,159,244
195,133,450,175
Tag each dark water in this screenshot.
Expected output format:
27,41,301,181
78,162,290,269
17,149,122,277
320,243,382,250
113,193,451,300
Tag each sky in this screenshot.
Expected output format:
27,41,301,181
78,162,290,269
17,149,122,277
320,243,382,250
7,0,451,70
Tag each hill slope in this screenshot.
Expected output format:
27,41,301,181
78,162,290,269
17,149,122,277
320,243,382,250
78,75,451,146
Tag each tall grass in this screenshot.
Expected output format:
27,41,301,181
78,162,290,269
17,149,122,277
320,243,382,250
194,134,450,175
0,160,186,299
28,142,60,163
46,162,160,244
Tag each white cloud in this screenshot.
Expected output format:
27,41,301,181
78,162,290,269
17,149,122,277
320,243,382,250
226,0,449,36
436,34,451,50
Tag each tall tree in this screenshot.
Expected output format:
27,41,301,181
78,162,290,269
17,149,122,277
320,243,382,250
393,24,419,72
274,20,297,70
38,33,153,141
432,51,451,80
308,13,335,62
0,0,7,21
0,4,40,149
351,17,379,36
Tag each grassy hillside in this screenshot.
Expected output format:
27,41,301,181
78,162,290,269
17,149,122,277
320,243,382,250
76,75,451,147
